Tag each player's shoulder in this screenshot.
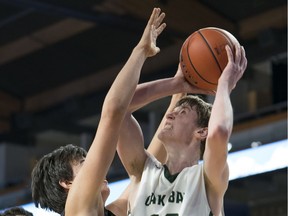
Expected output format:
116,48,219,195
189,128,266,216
145,151,163,169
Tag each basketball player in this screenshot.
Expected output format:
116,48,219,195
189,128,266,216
31,8,167,216
116,43,247,215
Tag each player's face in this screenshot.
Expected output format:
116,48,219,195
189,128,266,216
159,104,200,145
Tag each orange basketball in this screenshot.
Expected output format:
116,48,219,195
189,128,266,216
179,27,239,91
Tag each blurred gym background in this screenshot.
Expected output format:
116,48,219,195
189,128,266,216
0,0,287,215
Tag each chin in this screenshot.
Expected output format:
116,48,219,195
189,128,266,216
158,130,171,142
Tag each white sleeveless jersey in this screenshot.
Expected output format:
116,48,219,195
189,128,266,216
128,154,224,216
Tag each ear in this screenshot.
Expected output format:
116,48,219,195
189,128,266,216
59,179,73,190
196,127,208,140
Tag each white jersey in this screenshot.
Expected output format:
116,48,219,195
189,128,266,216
128,154,224,216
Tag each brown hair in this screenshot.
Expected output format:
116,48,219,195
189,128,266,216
31,144,87,213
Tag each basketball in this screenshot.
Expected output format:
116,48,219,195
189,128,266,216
179,27,239,91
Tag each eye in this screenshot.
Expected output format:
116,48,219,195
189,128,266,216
180,109,186,114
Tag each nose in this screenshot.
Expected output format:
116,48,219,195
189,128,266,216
166,111,175,119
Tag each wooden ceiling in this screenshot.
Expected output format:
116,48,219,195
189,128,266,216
0,0,286,145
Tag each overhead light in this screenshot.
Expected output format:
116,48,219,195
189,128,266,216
251,141,262,148
227,142,233,152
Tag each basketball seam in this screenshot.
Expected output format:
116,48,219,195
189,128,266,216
198,30,223,77
186,32,217,85
213,28,234,50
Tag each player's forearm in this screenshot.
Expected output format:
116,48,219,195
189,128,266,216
208,81,233,139
129,76,184,113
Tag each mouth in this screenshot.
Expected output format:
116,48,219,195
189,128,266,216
164,122,172,130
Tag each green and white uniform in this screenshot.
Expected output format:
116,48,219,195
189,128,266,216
128,154,224,216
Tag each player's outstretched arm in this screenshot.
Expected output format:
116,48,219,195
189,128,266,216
65,8,166,216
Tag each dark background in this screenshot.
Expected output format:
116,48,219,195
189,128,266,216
0,0,287,215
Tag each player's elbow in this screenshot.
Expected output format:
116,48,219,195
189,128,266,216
102,98,129,119
208,124,231,143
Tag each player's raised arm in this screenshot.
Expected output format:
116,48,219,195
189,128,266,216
65,8,166,216
204,44,247,213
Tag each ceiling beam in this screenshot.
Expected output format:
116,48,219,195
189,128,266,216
0,0,150,66
0,91,21,118
0,1,286,67
112,0,236,34
0,19,95,65
0,0,106,21
24,41,182,112
22,31,287,114
239,5,287,40
233,111,287,133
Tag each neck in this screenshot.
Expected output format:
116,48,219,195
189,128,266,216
164,142,200,175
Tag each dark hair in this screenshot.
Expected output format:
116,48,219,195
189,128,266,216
31,144,87,214
2,206,33,216
175,95,212,159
